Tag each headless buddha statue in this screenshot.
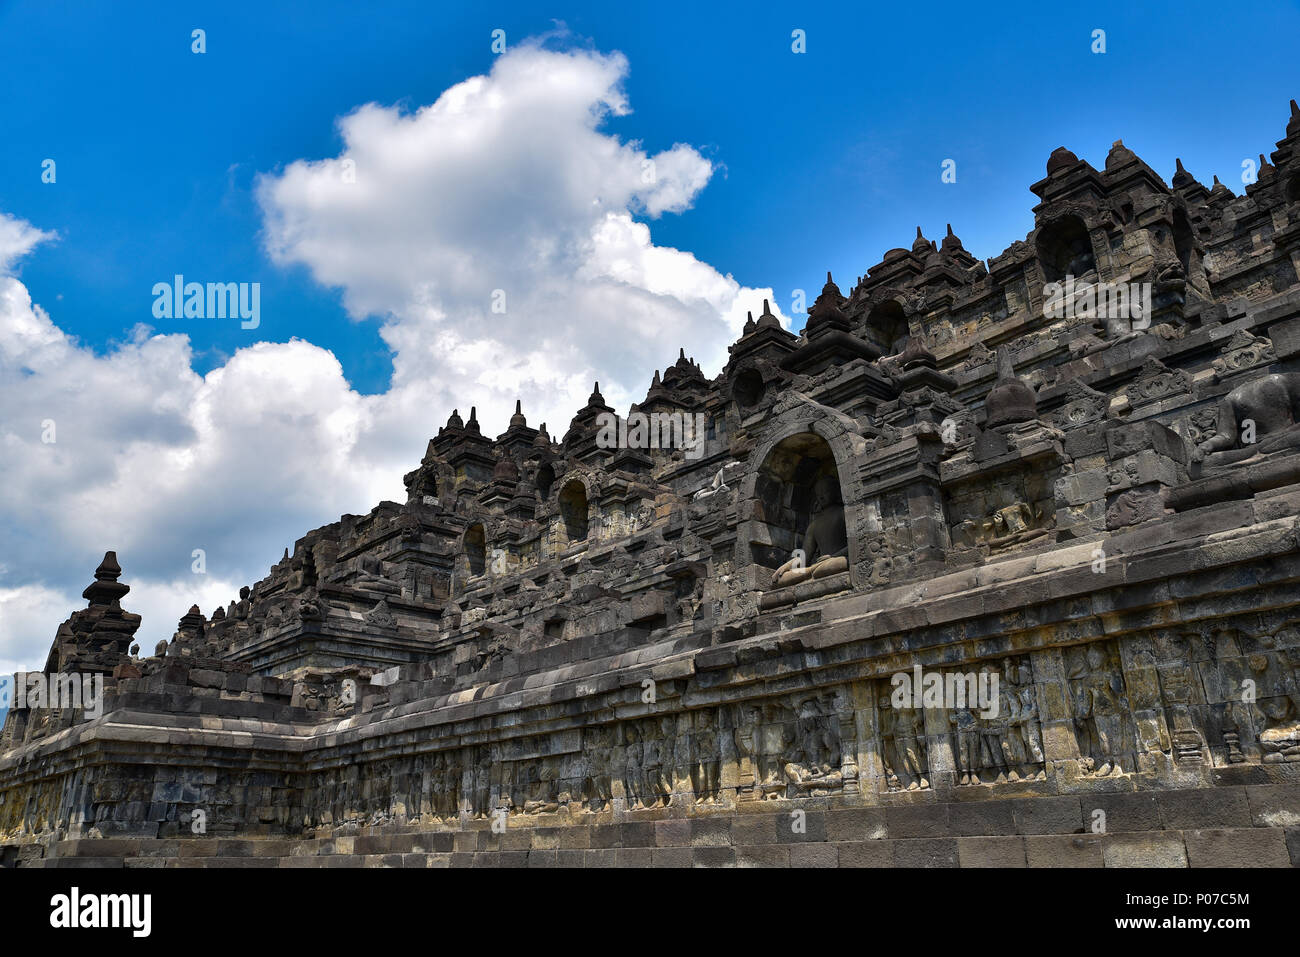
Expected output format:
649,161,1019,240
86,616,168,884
1194,372,1300,470
771,474,849,588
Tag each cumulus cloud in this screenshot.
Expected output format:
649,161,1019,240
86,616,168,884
0,40,788,667
0,213,55,274
0,238,385,663
258,40,785,428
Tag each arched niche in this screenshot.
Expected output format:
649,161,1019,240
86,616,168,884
464,523,486,577
735,396,872,591
535,463,555,500
866,300,909,356
1036,215,1095,282
749,432,847,572
558,480,589,543
732,367,766,410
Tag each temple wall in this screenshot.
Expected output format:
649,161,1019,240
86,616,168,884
7,102,1300,867
4,498,1299,864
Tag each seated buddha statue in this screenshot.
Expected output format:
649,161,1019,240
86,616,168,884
770,474,849,588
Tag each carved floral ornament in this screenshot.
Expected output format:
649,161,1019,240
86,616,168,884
1212,329,1276,377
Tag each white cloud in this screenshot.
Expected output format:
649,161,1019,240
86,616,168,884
258,40,786,428
0,41,789,669
0,583,70,675
0,247,384,663
0,213,55,274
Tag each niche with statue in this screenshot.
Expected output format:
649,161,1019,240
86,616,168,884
749,432,849,588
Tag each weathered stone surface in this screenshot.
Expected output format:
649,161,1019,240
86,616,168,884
1157,789,1252,830
1182,828,1292,868
1024,834,1105,868
957,836,1028,867
893,838,959,868
7,105,1300,868
1102,834,1189,868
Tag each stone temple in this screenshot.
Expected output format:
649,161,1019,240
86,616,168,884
5,102,1300,869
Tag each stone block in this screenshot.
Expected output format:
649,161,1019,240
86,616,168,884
692,845,736,868
1245,784,1300,828
948,799,1017,836
651,846,694,868
788,843,837,867
1024,834,1105,867
836,840,893,867
734,844,790,868
1102,833,1188,868
689,816,732,847
884,803,949,839
1156,788,1250,829
892,838,958,867
775,810,826,843
956,836,1027,867
1087,792,1161,833
1183,828,1291,868
1013,796,1082,835
825,807,887,842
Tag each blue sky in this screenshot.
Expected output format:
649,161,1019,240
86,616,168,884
4,0,1297,391
0,0,1297,682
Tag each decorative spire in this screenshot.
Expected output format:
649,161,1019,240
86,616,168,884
756,298,781,330
82,550,130,606
466,406,481,433
94,551,122,581
1288,98,1300,137
1172,157,1195,188
743,310,756,335
1046,146,1079,175
941,223,965,255
1105,139,1137,171
492,455,520,484
985,347,1037,428
1258,153,1276,181
446,407,464,429
807,277,848,335
912,227,929,254
509,399,527,429
1209,174,1234,201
